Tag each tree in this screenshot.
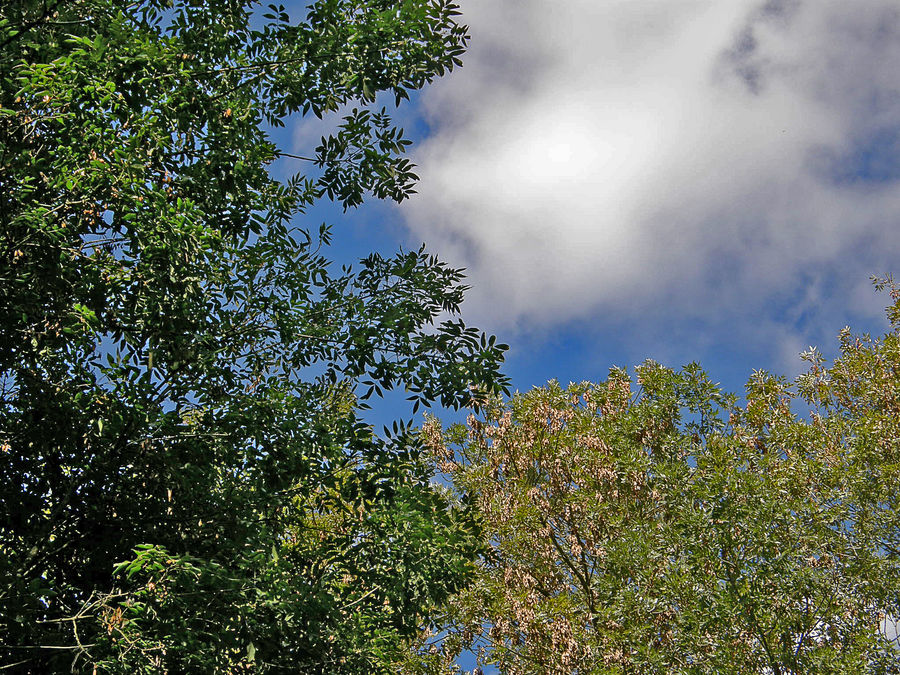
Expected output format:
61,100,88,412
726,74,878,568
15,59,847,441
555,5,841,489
421,282,900,674
0,1,507,671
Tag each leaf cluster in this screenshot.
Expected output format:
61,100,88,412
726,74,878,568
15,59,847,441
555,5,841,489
0,1,506,671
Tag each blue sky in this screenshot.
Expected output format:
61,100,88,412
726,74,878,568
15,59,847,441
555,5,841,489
279,0,900,405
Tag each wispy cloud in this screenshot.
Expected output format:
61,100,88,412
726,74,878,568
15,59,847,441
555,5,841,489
401,0,900,354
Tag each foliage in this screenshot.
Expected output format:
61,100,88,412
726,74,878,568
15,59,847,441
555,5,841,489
0,0,507,671
422,282,900,674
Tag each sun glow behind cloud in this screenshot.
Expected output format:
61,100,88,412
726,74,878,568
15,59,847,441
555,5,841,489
400,0,900,361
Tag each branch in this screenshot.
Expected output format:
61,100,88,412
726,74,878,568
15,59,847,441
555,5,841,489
0,0,66,51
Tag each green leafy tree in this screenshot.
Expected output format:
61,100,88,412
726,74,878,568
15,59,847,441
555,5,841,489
422,283,900,674
0,0,506,671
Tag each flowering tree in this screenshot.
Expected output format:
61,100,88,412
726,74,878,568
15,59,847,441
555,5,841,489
419,281,900,674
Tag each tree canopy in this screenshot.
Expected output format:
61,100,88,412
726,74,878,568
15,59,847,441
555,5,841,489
0,1,507,672
422,282,900,674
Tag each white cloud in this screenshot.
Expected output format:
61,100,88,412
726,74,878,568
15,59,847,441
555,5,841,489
401,0,900,344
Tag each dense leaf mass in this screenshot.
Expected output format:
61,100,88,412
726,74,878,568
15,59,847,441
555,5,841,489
0,1,506,672
422,282,900,674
